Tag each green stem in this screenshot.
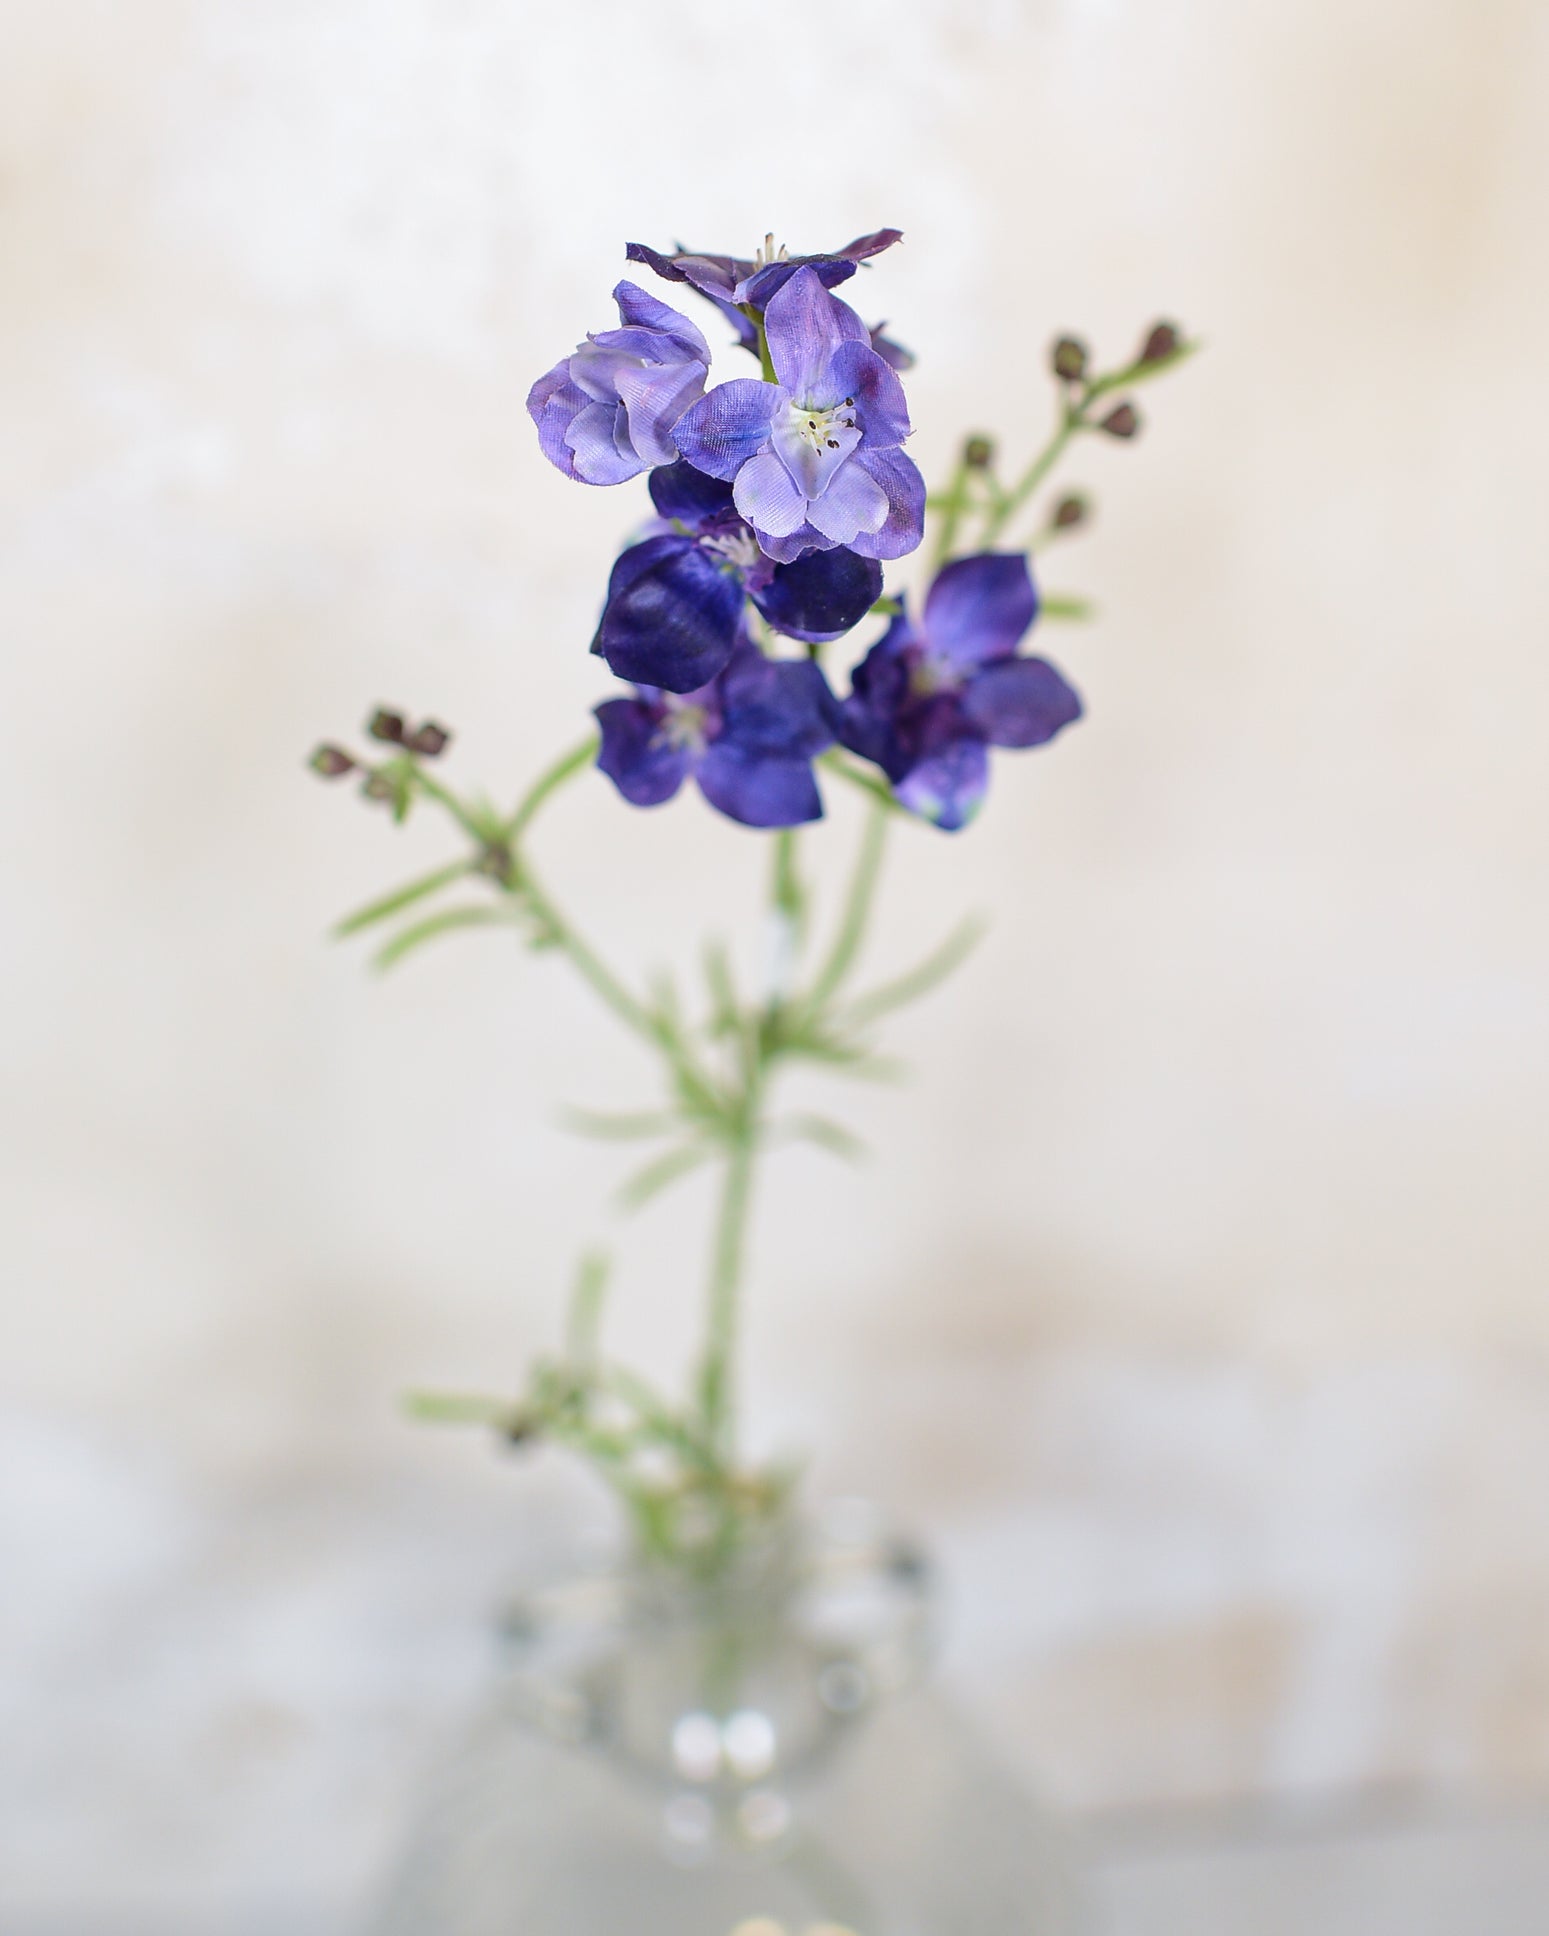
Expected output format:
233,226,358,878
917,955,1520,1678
504,733,597,842
698,1113,758,1459
981,401,1083,548
930,445,975,570
803,796,889,1013
518,860,660,1045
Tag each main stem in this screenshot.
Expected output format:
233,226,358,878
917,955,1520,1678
698,1105,758,1461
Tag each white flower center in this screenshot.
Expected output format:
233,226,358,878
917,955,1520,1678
772,395,862,500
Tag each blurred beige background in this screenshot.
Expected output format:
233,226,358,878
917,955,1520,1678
3,0,1549,1924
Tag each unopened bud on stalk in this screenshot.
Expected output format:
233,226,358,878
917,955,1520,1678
1051,336,1088,383
309,744,355,778
360,772,397,804
1098,401,1141,440
367,708,407,745
1139,320,1181,365
406,720,451,758
1053,493,1089,531
964,434,995,469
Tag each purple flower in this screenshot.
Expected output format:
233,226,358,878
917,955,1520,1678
671,269,925,566
625,230,902,312
840,553,1083,831
592,463,882,692
527,282,709,485
595,640,840,829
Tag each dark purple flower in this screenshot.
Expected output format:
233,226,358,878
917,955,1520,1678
868,322,915,372
595,641,840,828
671,269,925,566
527,282,709,485
625,230,902,312
840,553,1083,831
592,463,883,692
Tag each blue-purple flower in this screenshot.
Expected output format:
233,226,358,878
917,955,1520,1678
596,640,840,828
840,553,1083,831
672,269,925,566
592,462,882,693
527,283,709,486
625,230,902,312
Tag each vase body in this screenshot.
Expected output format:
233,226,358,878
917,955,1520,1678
365,1502,1081,1935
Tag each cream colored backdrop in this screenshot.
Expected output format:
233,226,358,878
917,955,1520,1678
4,0,1549,1909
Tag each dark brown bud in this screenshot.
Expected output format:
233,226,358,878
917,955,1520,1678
1051,336,1088,383
1098,401,1141,440
405,720,451,758
367,708,407,745
1139,320,1181,365
309,744,355,779
503,1415,538,1448
1052,493,1089,531
360,772,397,804
963,434,995,469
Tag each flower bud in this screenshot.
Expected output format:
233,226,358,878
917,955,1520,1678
309,744,355,779
964,434,995,470
1051,336,1088,383
1053,493,1089,531
360,772,397,804
367,707,407,744
1098,401,1141,440
406,720,451,758
1139,320,1181,365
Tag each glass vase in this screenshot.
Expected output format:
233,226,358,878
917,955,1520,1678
365,1500,1081,1935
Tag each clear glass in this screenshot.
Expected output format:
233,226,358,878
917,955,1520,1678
364,1501,1082,1935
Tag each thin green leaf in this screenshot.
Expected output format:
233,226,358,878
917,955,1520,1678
1039,593,1097,621
778,1114,868,1164
403,1390,518,1426
333,859,473,939
843,915,987,1027
372,903,510,971
565,1249,611,1365
615,1141,717,1213
556,1106,681,1142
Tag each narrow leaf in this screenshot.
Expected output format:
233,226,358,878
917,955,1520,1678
779,1114,868,1164
615,1141,716,1213
556,1106,680,1142
843,916,987,1026
372,904,509,971
565,1249,611,1365
333,859,473,939
1040,592,1096,621
403,1390,517,1426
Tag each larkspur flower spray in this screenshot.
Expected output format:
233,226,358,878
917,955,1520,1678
311,228,1194,1569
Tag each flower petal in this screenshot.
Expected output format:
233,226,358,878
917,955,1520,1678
803,456,890,545
563,400,644,485
762,268,868,402
962,655,1083,747
845,449,926,559
611,357,705,468
594,535,745,694
648,460,736,527
733,229,903,307
526,361,591,479
894,728,989,832
825,340,911,448
837,621,916,779
595,697,691,808
922,552,1039,667
673,380,781,482
718,649,841,759
696,747,824,827
753,546,882,645
625,243,745,300
609,280,709,361
733,450,809,539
